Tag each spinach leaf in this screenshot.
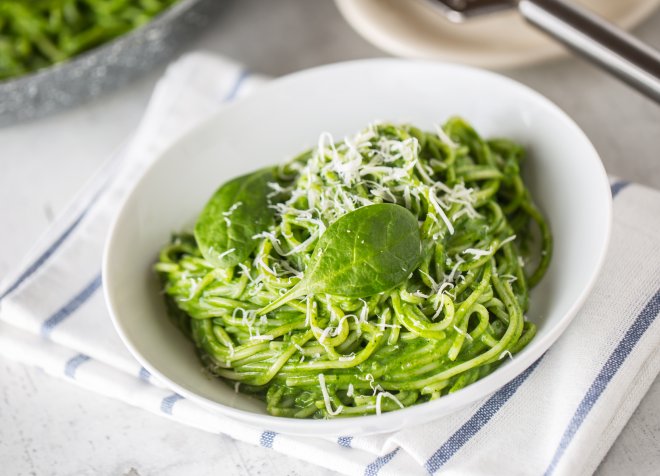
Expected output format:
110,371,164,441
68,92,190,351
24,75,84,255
258,203,422,315
194,168,275,268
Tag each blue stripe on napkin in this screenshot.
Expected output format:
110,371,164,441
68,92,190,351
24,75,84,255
40,273,103,337
415,182,635,474
337,436,353,448
544,286,660,475
64,353,91,378
160,393,184,415
259,431,277,448
0,71,249,303
364,448,400,476
138,367,151,382
610,180,630,198
424,356,544,474
223,69,250,102
0,202,98,301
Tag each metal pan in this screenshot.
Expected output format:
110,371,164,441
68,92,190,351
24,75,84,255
0,0,219,127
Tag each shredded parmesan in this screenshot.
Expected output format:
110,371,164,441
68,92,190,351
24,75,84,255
376,391,405,415
463,247,492,258
218,248,235,259
453,325,473,342
434,123,457,148
499,350,513,360
500,235,517,247
318,374,343,416
249,334,274,341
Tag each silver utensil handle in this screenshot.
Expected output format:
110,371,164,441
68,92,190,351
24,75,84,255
518,0,660,103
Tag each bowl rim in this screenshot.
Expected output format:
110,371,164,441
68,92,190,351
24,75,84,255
103,58,612,435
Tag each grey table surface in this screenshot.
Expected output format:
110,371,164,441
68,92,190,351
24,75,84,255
1,1,659,475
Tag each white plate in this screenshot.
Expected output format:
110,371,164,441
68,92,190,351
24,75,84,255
104,59,611,436
335,0,660,69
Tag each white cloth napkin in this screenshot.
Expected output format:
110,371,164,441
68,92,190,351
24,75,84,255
2,53,660,476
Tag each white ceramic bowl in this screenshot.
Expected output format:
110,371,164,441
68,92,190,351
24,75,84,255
103,59,611,436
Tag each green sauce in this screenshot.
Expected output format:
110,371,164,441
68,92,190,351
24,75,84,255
155,119,552,418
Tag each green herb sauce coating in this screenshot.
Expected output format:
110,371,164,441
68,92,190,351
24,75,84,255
155,119,552,418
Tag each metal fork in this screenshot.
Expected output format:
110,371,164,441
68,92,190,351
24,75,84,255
426,0,660,103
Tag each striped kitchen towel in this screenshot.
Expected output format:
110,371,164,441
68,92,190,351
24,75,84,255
1,52,660,476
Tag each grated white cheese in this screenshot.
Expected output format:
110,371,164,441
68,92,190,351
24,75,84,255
250,334,274,341
318,374,343,416
444,257,465,284
254,256,277,276
499,350,513,360
500,234,517,247
237,263,254,282
463,247,492,258
375,391,405,416
434,123,457,149
222,201,243,216
427,190,455,235
218,248,235,259
318,326,333,343
453,325,473,342
358,299,369,325
264,232,294,259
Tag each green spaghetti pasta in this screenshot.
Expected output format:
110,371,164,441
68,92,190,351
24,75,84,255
156,118,552,418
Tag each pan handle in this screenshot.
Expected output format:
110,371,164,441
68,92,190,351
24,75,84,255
518,0,660,103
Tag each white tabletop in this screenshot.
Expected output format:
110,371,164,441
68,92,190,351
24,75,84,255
1,1,659,474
